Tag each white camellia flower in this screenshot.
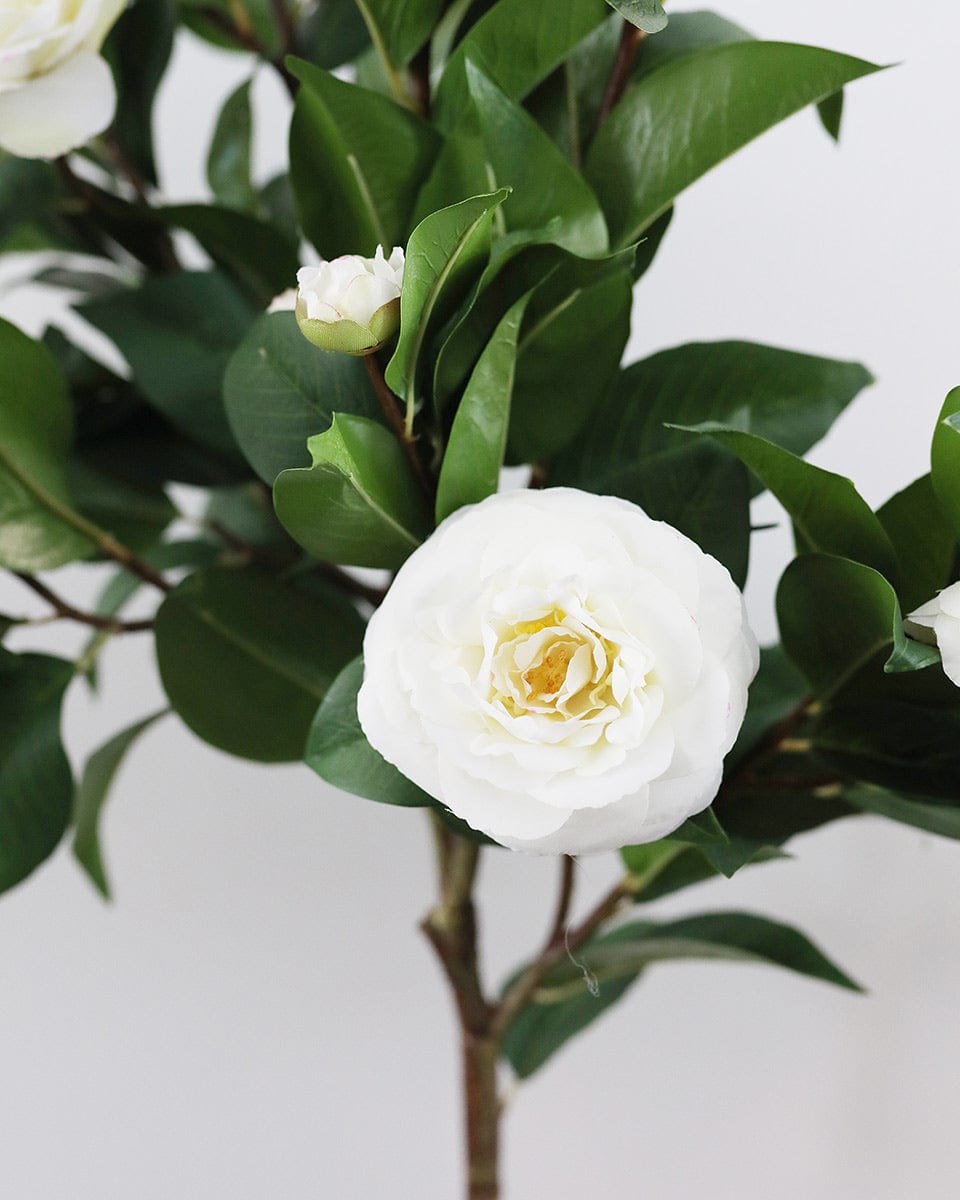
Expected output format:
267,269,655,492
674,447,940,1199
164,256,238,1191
0,0,126,159
296,245,404,355
905,582,960,686
358,489,759,855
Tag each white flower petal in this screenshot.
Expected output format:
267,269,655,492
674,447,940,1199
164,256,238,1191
0,49,115,158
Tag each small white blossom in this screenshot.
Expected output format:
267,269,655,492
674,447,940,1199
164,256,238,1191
267,288,298,313
906,582,960,686
0,0,126,159
358,488,759,855
296,246,404,355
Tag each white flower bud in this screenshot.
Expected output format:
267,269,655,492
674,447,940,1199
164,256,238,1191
296,246,404,356
906,581,960,687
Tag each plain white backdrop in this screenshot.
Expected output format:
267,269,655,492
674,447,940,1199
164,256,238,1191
1,2,959,1196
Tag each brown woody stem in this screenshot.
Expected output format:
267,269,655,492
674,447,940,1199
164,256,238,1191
13,573,154,632
364,353,434,499
596,21,645,131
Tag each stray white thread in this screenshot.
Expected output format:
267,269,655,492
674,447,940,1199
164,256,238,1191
564,926,600,998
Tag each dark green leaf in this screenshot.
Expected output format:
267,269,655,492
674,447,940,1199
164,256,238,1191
103,0,175,185
931,387,960,540
508,266,633,461
73,710,167,899
633,10,751,80
79,271,256,460
203,483,292,549
224,312,381,484
677,424,899,580
621,839,785,904
553,341,873,498
0,158,101,254
727,644,808,771
68,458,176,553
358,0,446,66
878,475,956,614
274,414,431,568
843,786,960,841
288,57,440,257
155,566,364,761
299,0,370,69
305,657,433,806
818,89,844,141
552,441,751,589
586,41,884,247
0,650,74,894
435,295,528,522
606,0,667,34
207,78,258,212
386,190,509,407
777,555,939,699
434,0,609,130
0,319,93,571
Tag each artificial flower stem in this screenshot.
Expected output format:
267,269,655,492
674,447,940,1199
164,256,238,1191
595,20,646,134
13,573,154,633
364,353,434,498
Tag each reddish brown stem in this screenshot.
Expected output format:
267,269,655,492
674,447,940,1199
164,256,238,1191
14,573,154,632
364,354,434,499
596,21,644,130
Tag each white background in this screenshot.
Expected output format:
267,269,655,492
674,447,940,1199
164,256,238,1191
2,1,959,1196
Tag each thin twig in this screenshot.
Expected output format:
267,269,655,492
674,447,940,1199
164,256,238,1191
14,573,154,633
198,5,298,97
364,353,434,499
595,21,644,132
546,856,576,950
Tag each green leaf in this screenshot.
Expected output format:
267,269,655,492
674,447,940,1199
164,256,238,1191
73,710,167,899
432,62,609,256
818,89,845,141
79,272,256,460
777,555,939,699
931,387,960,539
671,806,729,847
878,475,957,614
305,657,433,806
586,41,884,247
155,566,365,761
0,319,94,571
676,424,899,581
435,296,529,523
508,266,633,461
434,0,609,130
501,909,858,1077
223,312,381,484
159,204,301,304
207,78,258,212
385,190,509,407
0,158,101,254
606,0,667,34
103,0,175,186
68,459,176,554
621,839,785,905
0,650,74,895
727,644,808,772
288,57,440,258
299,0,370,69
553,341,873,499
357,0,445,66
843,786,960,841
551,441,751,589
633,10,751,79
274,414,431,568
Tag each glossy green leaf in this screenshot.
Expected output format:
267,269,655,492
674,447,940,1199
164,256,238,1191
0,650,74,894
103,0,175,185
305,657,433,806
160,204,301,304
288,57,440,258
621,840,785,905
551,441,751,589
223,312,381,484
878,474,957,614
357,0,445,66
300,0,370,69
274,414,431,568
435,296,529,523
553,341,873,498
68,459,176,554
434,0,608,130
777,555,939,699
586,41,884,247
507,267,633,461
79,272,256,460
606,0,666,33
207,78,258,212
0,319,93,571
385,190,509,406
155,566,364,761
677,424,899,580
931,387,960,539
843,786,960,841
633,10,751,79
502,909,858,1076
73,710,167,899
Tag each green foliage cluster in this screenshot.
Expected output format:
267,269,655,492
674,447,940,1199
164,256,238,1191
0,0,956,1082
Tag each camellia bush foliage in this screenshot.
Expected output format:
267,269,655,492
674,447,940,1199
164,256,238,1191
3,1,960,1196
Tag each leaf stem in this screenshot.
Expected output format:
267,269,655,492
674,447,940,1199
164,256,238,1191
13,573,154,632
364,353,434,498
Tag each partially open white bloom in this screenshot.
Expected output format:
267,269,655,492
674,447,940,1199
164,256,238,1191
906,582,960,686
0,0,125,159
358,489,759,855
296,246,404,355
